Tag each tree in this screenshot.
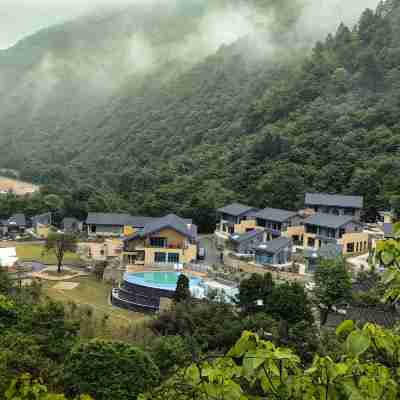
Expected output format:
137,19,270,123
314,257,352,325
64,340,160,400
4,374,91,400
269,282,314,325
237,273,274,313
174,274,191,303
151,335,191,375
44,233,77,273
0,268,13,295
93,261,107,281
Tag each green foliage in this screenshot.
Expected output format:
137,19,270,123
238,274,314,325
150,335,192,375
4,374,91,400
143,324,400,399
151,301,278,353
314,257,352,325
64,340,160,400
174,274,191,303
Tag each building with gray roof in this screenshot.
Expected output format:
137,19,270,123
305,193,363,221
86,213,155,237
253,208,300,237
254,237,293,266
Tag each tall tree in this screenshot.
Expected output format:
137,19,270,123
44,233,77,274
174,274,191,303
314,257,352,325
237,273,274,313
64,340,160,400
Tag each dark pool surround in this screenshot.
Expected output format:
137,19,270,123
122,279,175,299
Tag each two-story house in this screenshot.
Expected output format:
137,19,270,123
123,214,198,266
305,193,364,221
215,203,258,246
86,213,154,238
253,208,300,241
303,213,369,255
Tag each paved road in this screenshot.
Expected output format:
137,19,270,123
198,234,221,266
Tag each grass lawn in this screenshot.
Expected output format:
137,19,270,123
43,275,147,328
16,243,81,264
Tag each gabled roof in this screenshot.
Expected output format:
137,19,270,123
303,213,355,229
253,208,297,223
124,214,197,241
143,214,196,239
231,229,264,244
304,243,343,260
305,193,363,209
63,217,81,230
86,213,154,227
254,237,292,254
32,212,52,226
217,203,256,217
7,214,26,226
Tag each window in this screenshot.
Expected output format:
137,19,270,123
168,253,180,263
90,225,96,233
347,243,354,253
307,237,316,247
154,252,166,263
150,237,167,247
257,219,266,227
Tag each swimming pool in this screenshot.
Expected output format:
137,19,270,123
123,271,202,292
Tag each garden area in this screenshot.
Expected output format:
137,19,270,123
43,275,147,331
16,243,82,264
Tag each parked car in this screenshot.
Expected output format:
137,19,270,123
198,247,206,261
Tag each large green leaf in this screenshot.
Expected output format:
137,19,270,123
346,331,371,357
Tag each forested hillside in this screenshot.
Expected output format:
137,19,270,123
0,0,399,229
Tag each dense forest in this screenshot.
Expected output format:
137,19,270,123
0,0,399,230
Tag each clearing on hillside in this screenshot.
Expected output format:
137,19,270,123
0,176,39,196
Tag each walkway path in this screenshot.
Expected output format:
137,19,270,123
347,253,370,273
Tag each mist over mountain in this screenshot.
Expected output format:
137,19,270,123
1,0,399,229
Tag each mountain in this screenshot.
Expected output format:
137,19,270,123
0,0,399,229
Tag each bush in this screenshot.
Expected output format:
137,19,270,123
150,335,191,375
64,340,160,400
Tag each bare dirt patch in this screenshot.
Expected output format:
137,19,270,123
53,282,79,290
0,176,39,196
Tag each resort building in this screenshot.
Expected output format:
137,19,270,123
253,237,293,266
228,229,266,255
305,193,364,221
86,213,154,237
122,214,198,266
216,203,258,234
303,243,343,274
62,217,82,233
0,214,27,236
302,213,369,255
253,208,300,240
31,212,53,238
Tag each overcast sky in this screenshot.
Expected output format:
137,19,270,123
0,0,382,50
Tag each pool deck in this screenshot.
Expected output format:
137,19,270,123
126,265,208,279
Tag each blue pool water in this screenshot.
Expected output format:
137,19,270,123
124,271,202,292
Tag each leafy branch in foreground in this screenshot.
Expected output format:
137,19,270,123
141,323,400,400
376,222,400,303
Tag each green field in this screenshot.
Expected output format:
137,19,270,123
43,275,147,328
16,243,81,264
